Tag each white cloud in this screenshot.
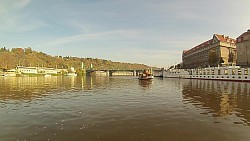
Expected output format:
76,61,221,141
0,0,32,15
14,0,32,8
0,0,49,32
36,29,143,48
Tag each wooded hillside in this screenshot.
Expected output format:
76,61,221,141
0,47,151,71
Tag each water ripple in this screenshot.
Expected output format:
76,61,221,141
0,77,250,141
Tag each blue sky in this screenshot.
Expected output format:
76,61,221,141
0,0,249,68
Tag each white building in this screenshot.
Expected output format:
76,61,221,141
16,66,38,74
38,68,57,74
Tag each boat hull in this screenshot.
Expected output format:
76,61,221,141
138,76,154,80
163,67,250,82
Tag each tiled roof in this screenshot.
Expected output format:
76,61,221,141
215,34,236,44
183,50,188,53
183,34,235,56
183,39,212,55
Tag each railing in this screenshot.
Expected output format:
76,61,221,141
164,68,250,81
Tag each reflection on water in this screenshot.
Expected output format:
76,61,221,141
0,76,64,101
139,79,153,89
0,76,250,141
0,76,111,102
182,79,250,125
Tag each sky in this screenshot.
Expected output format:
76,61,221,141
0,0,249,68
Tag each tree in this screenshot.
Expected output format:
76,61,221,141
228,52,234,66
175,63,182,69
0,47,8,52
25,47,33,54
208,51,219,67
0,47,152,70
169,65,174,69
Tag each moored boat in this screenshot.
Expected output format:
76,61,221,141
67,73,77,76
163,67,250,82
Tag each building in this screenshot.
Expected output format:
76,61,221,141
16,66,38,74
236,29,250,67
38,68,58,75
16,66,61,75
55,69,68,74
182,34,236,68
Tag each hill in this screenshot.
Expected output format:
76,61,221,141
0,47,152,71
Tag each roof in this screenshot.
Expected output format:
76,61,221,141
183,39,212,55
183,34,236,56
214,34,236,44
236,30,250,43
183,50,188,53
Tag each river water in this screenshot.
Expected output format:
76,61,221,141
0,76,250,141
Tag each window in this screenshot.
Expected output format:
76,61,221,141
225,70,228,75
232,70,235,75
245,69,248,75
238,69,241,75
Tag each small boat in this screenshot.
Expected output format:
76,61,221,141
67,72,77,76
138,70,154,80
44,74,52,77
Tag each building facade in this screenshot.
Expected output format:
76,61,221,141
182,34,236,69
16,66,38,74
236,30,250,67
38,68,58,74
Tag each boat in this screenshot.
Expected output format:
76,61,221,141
163,67,250,82
44,74,52,77
67,72,77,76
67,67,77,76
138,70,154,80
1,69,17,77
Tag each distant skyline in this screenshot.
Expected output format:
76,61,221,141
0,0,249,68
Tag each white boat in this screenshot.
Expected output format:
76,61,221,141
2,69,17,77
44,74,52,77
67,73,77,76
153,70,163,77
163,67,250,82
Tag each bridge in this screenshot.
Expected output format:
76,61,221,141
86,69,162,76
86,69,142,76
